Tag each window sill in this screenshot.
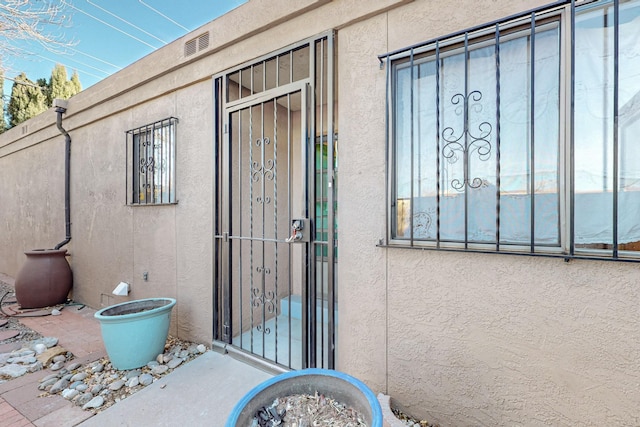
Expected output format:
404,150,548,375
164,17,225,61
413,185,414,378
376,242,640,263
127,201,179,207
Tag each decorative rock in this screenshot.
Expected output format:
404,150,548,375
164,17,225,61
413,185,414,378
27,361,43,373
146,361,159,368
109,379,125,391
90,384,104,395
75,383,89,392
51,309,61,316
70,381,85,389
82,395,104,410
62,389,80,400
39,377,59,390
49,361,64,371
139,373,153,386
76,392,94,406
71,372,88,382
52,355,66,363
125,369,141,379
91,363,104,373
62,373,73,381
0,364,27,379
40,373,60,383
126,376,139,388
32,337,59,348
12,349,35,357
7,355,37,364
36,346,68,366
151,365,169,375
156,354,164,364
178,350,189,359
33,343,47,355
67,362,82,371
167,358,183,369
50,378,70,394
197,344,207,353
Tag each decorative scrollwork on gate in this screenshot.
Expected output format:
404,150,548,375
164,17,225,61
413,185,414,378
256,196,271,205
442,90,492,191
252,267,276,311
251,138,275,182
251,265,276,335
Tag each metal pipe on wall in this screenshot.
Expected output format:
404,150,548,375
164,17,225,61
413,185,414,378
54,100,71,250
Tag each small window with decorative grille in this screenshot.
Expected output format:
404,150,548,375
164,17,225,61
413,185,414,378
126,117,178,205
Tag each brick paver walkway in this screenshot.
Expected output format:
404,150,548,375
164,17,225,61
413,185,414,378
0,273,106,426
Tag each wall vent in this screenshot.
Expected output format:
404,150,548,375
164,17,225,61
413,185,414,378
184,32,210,57
198,32,209,50
184,39,197,56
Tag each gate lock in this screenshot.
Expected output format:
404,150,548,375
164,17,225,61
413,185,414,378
285,218,310,243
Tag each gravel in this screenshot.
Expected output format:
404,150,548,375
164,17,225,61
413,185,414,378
39,335,208,413
0,282,45,344
1,280,208,414
391,407,439,427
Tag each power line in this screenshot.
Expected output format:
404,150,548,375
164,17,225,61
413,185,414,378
2,76,41,89
138,0,189,32
26,50,107,80
44,53,112,76
85,0,168,45
67,47,122,71
60,0,159,50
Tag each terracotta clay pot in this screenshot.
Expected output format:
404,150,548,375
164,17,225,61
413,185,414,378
14,249,73,309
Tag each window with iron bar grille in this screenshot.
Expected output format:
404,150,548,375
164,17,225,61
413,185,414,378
126,117,178,205
384,0,640,261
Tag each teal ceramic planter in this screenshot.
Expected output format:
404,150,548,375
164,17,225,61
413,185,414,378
94,298,176,370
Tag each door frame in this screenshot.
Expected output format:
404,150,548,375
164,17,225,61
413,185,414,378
212,31,337,370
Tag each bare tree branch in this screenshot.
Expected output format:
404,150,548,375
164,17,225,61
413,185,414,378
0,0,75,67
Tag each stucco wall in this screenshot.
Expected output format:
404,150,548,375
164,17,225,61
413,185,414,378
335,0,640,425
385,251,639,425
0,128,66,271
1,0,639,425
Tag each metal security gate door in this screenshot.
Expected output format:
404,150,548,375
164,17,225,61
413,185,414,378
214,34,337,371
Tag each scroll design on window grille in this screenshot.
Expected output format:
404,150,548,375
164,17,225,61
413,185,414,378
127,117,177,205
442,90,493,191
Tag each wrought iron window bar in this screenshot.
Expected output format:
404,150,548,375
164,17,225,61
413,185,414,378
126,117,178,205
381,0,637,262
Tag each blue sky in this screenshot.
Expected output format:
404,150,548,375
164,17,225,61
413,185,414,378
2,0,246,98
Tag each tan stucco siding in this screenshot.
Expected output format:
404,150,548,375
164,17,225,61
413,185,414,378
385,250,640,424
336,11,390,394
1,0,639,425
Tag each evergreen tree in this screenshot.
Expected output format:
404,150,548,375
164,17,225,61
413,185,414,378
49,64,68,105
4,65,82,128
48,64,81,106
7,73,47,127
69,71,82,95
37,77,51,106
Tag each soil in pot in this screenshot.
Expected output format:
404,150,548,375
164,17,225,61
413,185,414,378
254,392,367,426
